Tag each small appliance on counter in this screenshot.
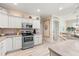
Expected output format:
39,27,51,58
21,23,34,50
33,29,40,35
33,29,36,34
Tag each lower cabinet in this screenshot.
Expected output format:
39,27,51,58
1,45,6,56
6,37,13,52
0,43,2,56
0,35,42,55
6,36,22,52
34,36,39,45
0,36,22,56
0,39,7,56
13,37,22,50
34,35,42,45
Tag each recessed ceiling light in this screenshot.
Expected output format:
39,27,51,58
59,7,63,10
14,3,18,5
37,8,40,12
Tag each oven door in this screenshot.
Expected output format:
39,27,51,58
23,36,33,42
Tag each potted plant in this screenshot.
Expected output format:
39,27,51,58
66,27,76,35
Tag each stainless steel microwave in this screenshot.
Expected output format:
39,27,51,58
22,23,32,29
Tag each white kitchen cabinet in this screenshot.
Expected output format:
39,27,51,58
33,19,40,29
38,35,42,44
0,13,8,28
1,40,6,56
22,18,28,23
6,37,13,52
22,18,33,24
15,17,22,28
0,43,2,56
8,16,15,28
28,19,33,24
34,36,39,45
13,36,22,50
34,35,42,45
5,36,22,52
9,15,22,28
0,39,7,56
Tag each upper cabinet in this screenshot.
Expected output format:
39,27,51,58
33,19,40,29
0,8,40,28
33,16,40,29
22,18,28,23
22,18,33,24
8,15,22,28
0,13,8,28
28,19,33,24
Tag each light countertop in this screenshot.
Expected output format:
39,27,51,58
49,40,79,56
0,35,22,42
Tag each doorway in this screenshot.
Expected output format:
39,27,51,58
53,20,59,41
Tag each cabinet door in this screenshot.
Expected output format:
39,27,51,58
0,13,8,28
1,46,6,56
0,43,2,56
6,37,13,52
0,40,7,56
9,16,22,28
9,16,14,28
18,17,22,28
13,37,22,50
0,40,6,56
38,35,42,44
33,19,40,29
28,19,33,24
34,35,42,45
22,18,27,23
22,18,33,24
34,36,39,45
14,17,22,28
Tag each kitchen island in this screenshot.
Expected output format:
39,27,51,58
49,40,79,56
60,33,79,40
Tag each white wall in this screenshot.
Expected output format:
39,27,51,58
59,19,66,33
65,19,77,28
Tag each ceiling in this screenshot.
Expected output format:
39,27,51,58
0,3,79,19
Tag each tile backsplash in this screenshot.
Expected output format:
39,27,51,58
0,28,21,36
0,28,41,36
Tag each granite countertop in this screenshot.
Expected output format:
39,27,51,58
0,35,22,42
49,40,79,56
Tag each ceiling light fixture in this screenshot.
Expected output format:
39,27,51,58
59,7,63,10
37,8,40,12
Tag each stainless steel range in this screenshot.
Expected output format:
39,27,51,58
21,23,34,50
